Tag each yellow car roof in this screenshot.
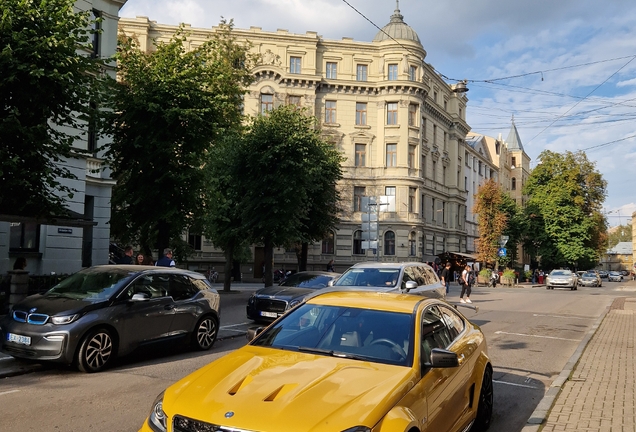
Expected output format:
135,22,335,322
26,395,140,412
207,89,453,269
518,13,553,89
306,290,428,313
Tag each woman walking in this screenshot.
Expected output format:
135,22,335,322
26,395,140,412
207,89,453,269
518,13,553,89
460,264,472,304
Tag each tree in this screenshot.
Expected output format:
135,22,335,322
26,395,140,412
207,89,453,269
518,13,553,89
473,179,508,267
230,106,344,287
607,224,632,249
523,150,607,270
499,192,526,267
0,0,105,217
107,22,255,257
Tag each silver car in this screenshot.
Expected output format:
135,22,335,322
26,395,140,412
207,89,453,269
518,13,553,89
330,262,446,299
546,269,578,290
0,266,220,372
579,272,602,287
608,271,623,282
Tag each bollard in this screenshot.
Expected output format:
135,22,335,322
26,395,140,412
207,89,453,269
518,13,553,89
9,270,29,307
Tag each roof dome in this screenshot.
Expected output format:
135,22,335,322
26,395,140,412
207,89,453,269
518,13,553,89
373,3,421,44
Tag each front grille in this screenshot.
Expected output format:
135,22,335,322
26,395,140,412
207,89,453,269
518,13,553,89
13,310,49,325
173,415,256,432
254,298,287,313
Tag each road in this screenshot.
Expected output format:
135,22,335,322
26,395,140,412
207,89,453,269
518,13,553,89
0,280,634,431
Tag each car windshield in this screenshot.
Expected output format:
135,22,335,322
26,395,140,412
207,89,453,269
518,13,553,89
46,268,134,301
550,270,572,276
252,303,413,367
609,272,620,275
583,273,597,278
280,273,336,289
333,268,400,288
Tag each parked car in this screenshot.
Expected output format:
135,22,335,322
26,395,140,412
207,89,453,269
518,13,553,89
585,270,603,287
578,272,602,287
246,271,340,322
330,261,446,299
140,290,493,432
598,270,609,279
620,270,630,277
546,269,578,290
608,271,623,282
0,266,220,372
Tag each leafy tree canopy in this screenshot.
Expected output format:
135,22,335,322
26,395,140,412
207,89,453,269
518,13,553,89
0,0,105,217
473,178,508,265
523,150,607,269
607,224,631,249
106,21,256,256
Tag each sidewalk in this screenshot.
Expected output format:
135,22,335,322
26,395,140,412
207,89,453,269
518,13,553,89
522,296,636,431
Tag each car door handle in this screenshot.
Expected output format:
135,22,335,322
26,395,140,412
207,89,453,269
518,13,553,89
458,353,465,365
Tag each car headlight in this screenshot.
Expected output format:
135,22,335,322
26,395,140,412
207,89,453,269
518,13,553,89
147,391,167,432
50,314,79,325
341,427,371,432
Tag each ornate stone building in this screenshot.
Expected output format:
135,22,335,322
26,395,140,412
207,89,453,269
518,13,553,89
119,5,472,278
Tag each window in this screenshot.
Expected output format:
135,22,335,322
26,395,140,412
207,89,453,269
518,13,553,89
386,143,397,167
326,62,337,79
261,94,273,114
290,56,301,74
432,198,436,222
356,64,368,81
422,117,427,136
443,166,447,183
408,145,416,168
409,232,416,256
356,102,367,125
433,91,438,103
90,9,101,58
169,275,198,301
322,231,335,254
188,232,202,251
87,102,97,153
288,95,301,107
384,231,395,256
353,230,365,255
388,64,398,80
355,144,366,167
443,132,447,150
511,157,517,167
478,161,483,176
422,155,427,178
459,107,463,118
409,188,416,212
387,102,398,125
495,141,501,155
409,103,418,126
9,222,39,251
354,186,365,212
325,100,337,123
433,124,437,146
432,160,436,181
443,99,448,110
511,177,517,190
385,186,396,196
409,65,417,81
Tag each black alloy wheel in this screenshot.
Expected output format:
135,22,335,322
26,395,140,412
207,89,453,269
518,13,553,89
77,328,115,373
193,316,218,350
471,364,494,431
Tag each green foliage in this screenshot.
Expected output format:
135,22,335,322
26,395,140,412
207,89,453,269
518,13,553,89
474,179,508,265
607,224,632,248
479,268,491,278
523,150,607,269
502,269,516,285
106,21,256,255
0,0,106,217
499,193,525,266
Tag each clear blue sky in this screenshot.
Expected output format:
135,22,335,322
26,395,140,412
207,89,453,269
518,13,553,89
121,0,636,226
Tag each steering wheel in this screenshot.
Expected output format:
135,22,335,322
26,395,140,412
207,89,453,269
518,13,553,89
369,338,407,360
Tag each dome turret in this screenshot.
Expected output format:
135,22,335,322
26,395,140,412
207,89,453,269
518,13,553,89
373,1,421,44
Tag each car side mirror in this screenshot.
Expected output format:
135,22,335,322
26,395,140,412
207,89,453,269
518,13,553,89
404,280,418,292
246,326,265,341
429,348,459,368
327,280,335,287
131,293,150,301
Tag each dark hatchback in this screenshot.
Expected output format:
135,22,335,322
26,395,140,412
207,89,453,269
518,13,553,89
0,265,220,372
246,271,339,322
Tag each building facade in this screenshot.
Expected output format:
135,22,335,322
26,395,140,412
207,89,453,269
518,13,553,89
0,0,128,275
601,241,634,272
119,5,472,277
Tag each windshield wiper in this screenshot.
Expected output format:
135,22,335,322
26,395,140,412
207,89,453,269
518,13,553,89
298,346,368,360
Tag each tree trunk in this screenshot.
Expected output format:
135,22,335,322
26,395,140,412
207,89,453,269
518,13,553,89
263,237,274,287
156,220,170,261
300,242,308,271
223,245,234,292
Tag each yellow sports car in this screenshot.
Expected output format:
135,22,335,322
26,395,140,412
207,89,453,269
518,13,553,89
140,291,493,432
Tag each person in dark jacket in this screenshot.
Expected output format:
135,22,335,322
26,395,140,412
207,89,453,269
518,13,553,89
440,262,451,294
117,245,134,264
155,248,176,267
326,259,335,272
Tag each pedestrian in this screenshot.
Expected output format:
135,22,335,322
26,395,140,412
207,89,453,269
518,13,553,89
135,253,145,265
459,264,472,304
326,259,335,272
117,245,134,264
440,262,451,295
155,248,176,267
13,257,27,271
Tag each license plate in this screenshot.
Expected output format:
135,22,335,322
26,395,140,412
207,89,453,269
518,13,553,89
7,333,31,346
260,311,278,318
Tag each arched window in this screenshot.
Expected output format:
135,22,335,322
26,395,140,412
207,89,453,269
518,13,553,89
322,231,335,254
409,232,416,256
384,231,395,256
511,177,517,190
353,230,365,255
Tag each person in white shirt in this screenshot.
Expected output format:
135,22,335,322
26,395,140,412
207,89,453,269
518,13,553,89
460,265,472,304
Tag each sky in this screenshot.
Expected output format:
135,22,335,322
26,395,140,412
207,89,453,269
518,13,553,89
120,0,636,227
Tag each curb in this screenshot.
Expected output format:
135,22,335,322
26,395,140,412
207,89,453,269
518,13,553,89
520,302,610,431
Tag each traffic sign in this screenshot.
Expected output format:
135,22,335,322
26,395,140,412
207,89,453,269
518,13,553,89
498,248,507,257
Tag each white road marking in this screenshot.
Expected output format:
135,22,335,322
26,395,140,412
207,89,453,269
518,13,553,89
220,322,251,329
493,379,539,389
220,328,250,333
494,330,580,342
532,314,595,320
0,390,20,397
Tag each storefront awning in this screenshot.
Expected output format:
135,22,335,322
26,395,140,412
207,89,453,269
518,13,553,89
437,251,477,262
0,210,97,228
